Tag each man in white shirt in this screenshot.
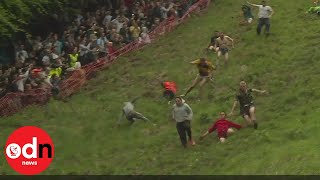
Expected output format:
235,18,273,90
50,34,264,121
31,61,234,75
247,1,274,36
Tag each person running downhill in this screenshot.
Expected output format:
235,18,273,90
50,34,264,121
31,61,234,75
199,111,242,143
247,1,274,37
229,81,268,129
172,96,196,148
215,32,234,67
118,97,154,126
181,58,216,100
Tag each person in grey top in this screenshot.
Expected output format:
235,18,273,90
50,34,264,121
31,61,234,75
118,97,153,126
172,97,196,148
247,1,274,36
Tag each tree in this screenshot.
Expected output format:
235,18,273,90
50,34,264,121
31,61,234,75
0,0,81,38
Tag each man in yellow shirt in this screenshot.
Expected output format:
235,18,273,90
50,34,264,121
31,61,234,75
181,58,216,99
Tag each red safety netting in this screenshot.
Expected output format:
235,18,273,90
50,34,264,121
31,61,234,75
0,0,212,117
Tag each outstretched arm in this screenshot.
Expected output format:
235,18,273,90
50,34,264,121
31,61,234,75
190,59,200,64
229,99,238,116
225,36,234,48
252,88,268,94
131,97,140,104
200,123,216,141
199,131,210,140
247,1,260,7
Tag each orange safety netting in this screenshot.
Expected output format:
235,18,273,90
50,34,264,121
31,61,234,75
0,0,212,117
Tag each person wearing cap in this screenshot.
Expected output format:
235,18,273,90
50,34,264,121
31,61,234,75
215,32,234,67
172,96,196,148
247,1,274,36
229,81,268,129
181,58,215,100
199,111,242,143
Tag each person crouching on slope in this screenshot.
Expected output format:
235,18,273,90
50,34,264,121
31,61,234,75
161,81,177,104
199,111,242,143
172,96,196,148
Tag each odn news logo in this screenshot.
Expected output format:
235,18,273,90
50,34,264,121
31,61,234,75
5,126,54,175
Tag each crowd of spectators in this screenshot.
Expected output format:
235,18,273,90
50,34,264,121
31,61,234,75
0,0,198,99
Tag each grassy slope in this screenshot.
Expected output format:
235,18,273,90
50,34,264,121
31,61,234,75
1,0,320,175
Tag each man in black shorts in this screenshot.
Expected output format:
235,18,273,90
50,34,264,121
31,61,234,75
229,81,267,129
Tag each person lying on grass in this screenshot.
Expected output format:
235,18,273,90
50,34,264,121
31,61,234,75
118,97,156,126
199,111,242,143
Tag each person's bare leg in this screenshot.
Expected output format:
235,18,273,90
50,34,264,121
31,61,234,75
224,53,229,66
219,138,226,143
198,77,208,100
244,114,252,126
183,76,200,97
249,106,258,129
227,128,235,136
216,51,222,68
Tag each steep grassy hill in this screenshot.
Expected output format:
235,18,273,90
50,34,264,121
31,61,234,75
1,0,320,175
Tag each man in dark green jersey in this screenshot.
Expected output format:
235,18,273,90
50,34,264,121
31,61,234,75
229,81,267,129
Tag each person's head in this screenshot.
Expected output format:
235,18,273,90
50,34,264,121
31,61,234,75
219,111,227,119
73,46,78,53
214,31,219,36
262,0,266,6
175,96,184,106
239,81,247,91
200,58,206,65
219,32,224,39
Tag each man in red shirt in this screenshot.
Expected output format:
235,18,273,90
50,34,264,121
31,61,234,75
199,111,242,143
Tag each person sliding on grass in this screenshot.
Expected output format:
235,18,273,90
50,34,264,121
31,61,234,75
172,96,196,148
181,58,216,100
118,97,155,126
199,111,242,143
229,81,268,129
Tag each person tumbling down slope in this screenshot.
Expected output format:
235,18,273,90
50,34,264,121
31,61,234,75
199,111,242,143
118,97,155,126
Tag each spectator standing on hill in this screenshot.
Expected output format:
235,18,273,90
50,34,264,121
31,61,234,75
215,32,234,67
172,96,196,148
181,58,215,100
247,1,274,37
199,111,242,143
229,81,268,129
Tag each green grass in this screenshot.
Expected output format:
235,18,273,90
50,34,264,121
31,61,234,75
1,0,320,175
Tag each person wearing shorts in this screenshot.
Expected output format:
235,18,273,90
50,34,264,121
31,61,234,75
215,32,234,67
181,58,216,100
229,81,267,129
199,111,242,143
